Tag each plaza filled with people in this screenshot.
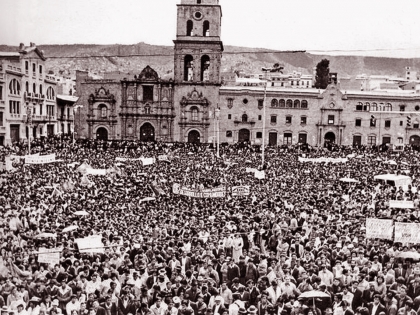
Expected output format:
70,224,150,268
1,137,420,315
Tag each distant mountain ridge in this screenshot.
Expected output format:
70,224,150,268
1,42,419,79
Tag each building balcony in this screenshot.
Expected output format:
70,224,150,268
233,118,256,126
6,65,22,75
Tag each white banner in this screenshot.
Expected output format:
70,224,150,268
75,235,104,253
141,157,155,166
298,157,348,163
5,156,16,171
158,155,170,162
38,247,61,265
115,157,141,162
366,218,394,240
173,183,225,198
246,168,257,173
255,170,266,179
395,222,420,243
85,168,107,176
389,200,415,209
25,154,56,164
232,186,250,196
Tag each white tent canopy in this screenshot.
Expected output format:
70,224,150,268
374,174,412,191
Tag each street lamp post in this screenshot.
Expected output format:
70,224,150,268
215,107,220,157
261,67,272,167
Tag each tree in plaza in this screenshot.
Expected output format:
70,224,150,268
314,59,330,89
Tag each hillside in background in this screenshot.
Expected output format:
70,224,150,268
1,42,420,79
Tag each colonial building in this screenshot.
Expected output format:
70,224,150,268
0,43,57,145
73,0,420,148
75,66,175,141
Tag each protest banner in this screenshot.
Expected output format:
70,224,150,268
158,155,170,163
298,157,348,163
394,222,420,243
38,247,61,265
246,168,257,173
25,154,56,164
75,235,104,253
232,186,250,196
85,168,108,176
255,170,266,179
173,183,225,198
389,200,415,209
141,157,155,166
115,157,141,162
366,218,394,239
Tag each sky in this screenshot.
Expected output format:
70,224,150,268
1,0,420,58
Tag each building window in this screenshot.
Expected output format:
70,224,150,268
328,115,334,124
228,114,231,119
33,83,36,93
184,55,194,81
383,137,391,144
241,114,248,122
226,130,232,137
385,120,391,128
415,105,420,111
370,117,376,127
355,119,362,127
258,115,262,120
9,79,20,95
203,20,210,36
294,100,300,108
243,98,248,105
398,137,403,144
227,98,233,107
283,133,292,145
400,121,403,126
286,99,293,108
279,99,285,107
32,63,36,73
370,102,377,111
385,103,392,111
0,112,3,127
368,135,376,146
25,61,29,71
270,115,277,124
256,132,262,138
363,103,370,111
39,104,43,115
143,86,153,102
400,105,406,111
46,87,55,100
39,65,42,74
191,106,199,121
356,102,363,111
39,85,43,95
285,116,292,124
187,20,193,36
9,101,20,114
301,100,308,108
0,86,2,100
271,99,278,107
200,55,210,82
258,99,264,108
414,121,419,129
301,116,307,125
99,104,107,118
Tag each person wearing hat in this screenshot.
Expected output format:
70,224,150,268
211,296,226,315
247,305,258,315
15,303,27,315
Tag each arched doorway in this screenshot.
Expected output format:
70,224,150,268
96,127,108,140
188,130,201,144
238,129,250,143
410,135,420,146
140,123,155,142
324,132,336,144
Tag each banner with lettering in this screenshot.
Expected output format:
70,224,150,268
75,235,104,253
25,154,56,164
366,218,394,240
115,157,142,162
232,186,250,196
38,247,61,265
395,222,420,243
389,200,415,209
173,183,225,198
298,157,348,163
141,157,155,166
254,170,266,179
158,155,170,163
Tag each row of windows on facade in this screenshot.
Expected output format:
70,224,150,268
355,102,420,112
8,79,55,99
360,118,420,128
97,104,152,119
9,101,54,116
184,55,210,82
24,61,43,75
270,78,311,87
186,20,210,37
226,98,309,108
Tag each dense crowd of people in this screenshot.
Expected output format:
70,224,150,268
1,136,420,315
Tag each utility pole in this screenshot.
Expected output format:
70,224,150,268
261,67,272,167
